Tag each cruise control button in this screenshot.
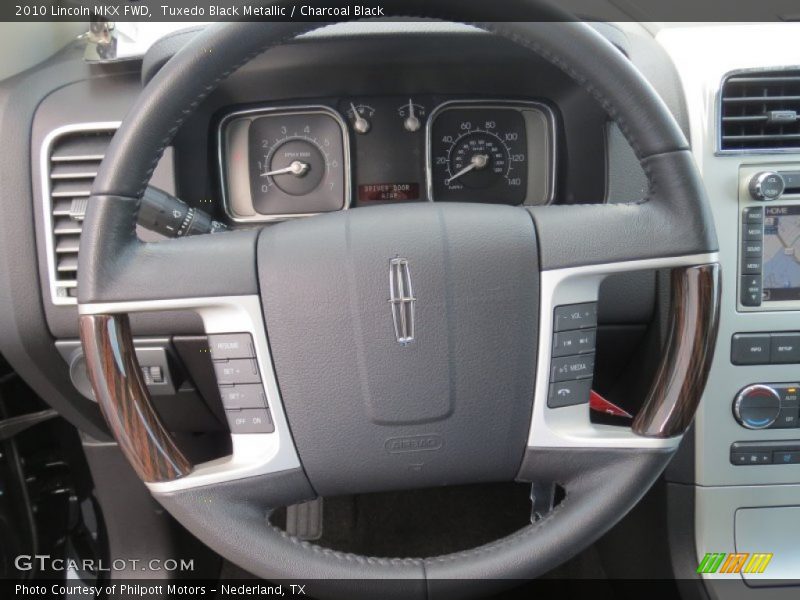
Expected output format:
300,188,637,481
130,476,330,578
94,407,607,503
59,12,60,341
219,384,267,409
208,333,256,360
552,329,596,358
740,276,762,307
214,358,261,385
731,333,771,365
770,333,800,364
548,378,592,408
226,408,274,434
553,303,597,332
551,354,595,382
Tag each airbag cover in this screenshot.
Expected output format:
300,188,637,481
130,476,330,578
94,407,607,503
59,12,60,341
258,203,538,495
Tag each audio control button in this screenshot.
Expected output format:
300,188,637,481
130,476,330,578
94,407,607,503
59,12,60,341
743,207,764,224
740,275,763,307
749,171,786,201
742,240,763,256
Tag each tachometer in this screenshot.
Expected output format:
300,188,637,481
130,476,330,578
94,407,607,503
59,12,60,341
220,106,349,222
249,111,346,215
427,102,555,205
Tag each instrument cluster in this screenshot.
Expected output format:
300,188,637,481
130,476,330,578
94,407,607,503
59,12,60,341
218,97,555,222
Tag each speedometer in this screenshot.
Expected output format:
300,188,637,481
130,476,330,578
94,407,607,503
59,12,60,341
427,102,555,205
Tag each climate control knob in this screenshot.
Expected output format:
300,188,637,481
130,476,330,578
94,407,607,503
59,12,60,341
749,171,785,201
733,384,781,429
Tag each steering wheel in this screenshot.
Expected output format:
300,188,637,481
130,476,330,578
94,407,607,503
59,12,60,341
77,1,720,597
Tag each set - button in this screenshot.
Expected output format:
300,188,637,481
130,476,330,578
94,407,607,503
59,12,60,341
548,303,597,408
208,333,274,434
740,208,764,306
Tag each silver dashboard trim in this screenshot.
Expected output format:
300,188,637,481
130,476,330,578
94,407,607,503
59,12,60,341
715,65,800,157
39,122,121,306
528,252,719,450
216,105,352,224
80,295,301,493
424,99,557,205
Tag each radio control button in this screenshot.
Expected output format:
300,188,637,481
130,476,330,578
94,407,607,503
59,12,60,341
743,207,764,224
731,333,771,365
740,275,763,306
552,329,596,357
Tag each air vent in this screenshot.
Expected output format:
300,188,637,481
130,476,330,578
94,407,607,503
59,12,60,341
720,70,800,152
43,126,116,305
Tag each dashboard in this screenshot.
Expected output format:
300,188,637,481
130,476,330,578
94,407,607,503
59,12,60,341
218,97,555,221
10,19,800,596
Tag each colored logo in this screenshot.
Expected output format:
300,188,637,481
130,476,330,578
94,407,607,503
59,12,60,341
697,552,772,574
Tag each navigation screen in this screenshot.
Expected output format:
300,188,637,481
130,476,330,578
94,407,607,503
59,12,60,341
763,205,800,301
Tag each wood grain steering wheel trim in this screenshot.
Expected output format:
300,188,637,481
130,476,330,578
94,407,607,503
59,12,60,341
79,313,192,482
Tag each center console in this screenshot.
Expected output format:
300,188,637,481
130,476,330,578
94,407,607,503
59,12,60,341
658,24,800,596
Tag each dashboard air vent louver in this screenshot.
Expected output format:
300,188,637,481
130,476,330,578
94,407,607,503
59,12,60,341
721,70,800,152
45,127,115,305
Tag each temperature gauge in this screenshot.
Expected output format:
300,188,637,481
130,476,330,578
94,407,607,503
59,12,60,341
397,99,426,132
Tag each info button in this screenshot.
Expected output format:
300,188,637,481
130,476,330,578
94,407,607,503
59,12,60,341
731,333,770,365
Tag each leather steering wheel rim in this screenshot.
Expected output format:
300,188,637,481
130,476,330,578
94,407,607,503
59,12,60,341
77,1,720,597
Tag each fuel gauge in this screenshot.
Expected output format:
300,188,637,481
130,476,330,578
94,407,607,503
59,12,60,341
346,102,375,134
397,99,426,132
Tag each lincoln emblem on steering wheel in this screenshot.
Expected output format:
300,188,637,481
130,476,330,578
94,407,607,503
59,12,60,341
388,257,416,345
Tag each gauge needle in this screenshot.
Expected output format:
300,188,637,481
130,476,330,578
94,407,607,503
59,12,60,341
445,154,489,185
404,99,420,132
261,160,310,178
350,102,370,134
